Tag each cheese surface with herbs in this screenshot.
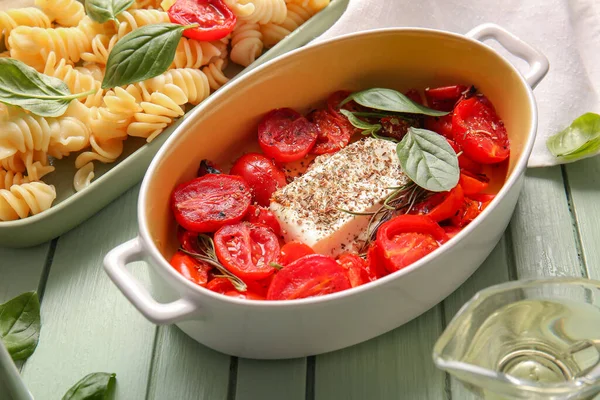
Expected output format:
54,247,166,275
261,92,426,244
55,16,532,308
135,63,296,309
270,138,409,257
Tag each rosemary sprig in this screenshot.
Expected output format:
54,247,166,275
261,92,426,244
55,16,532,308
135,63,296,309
180,234,247,292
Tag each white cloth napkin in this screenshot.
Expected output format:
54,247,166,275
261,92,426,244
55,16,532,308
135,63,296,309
311,0,600,167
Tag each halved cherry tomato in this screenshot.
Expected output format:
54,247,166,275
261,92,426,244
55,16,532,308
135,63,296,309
197,159,221,177
214,222,279,280
230,153,287,206
266,254,351,300
337,253,369,287
170,251,211,286
425,114,454,139
258,108,318,163
459,171,489,195
453,96,510,164
425,85,468,111
380,116,411,141
326,90,363,119
443,225,462,239
177,226,198,253
168,0,236,41
446,138,483,173
411,185,464,222
279,241,315,265
366,243,388,279
308,109,352,155
171,174,251,232
245,205,281,235
470,193,495,204
404,88,423,105
450,195,494,228
376,215,448,272
205,277,235,293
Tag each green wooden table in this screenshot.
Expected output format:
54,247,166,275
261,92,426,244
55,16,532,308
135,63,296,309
1,158,598,400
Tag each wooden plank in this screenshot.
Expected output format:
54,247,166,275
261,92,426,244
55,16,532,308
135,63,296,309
19,185,159,399
0,244,49,303
314,306,445,400
146,325,231,400
564,157,600,280
508,167,582,279
235,358,306,400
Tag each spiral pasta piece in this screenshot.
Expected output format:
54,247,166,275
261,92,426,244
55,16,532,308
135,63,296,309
81,33,118,65
171,38,224,69
0,8,51,48
127,91,186,142
0,169,31,190
75,62,105,82
261,3,312,47
9,26,91,70
43,52,103,107
230,22,263,67
77,16,115,41
75,136,125,168
238,0,287,24
285,0,328,13
87,106,132,143
115,9,170,39
202,59,229,91
73,162,94,192
0,181,56,221
0,151,54,182
146,69,210,105
35,0,85,27
129,0,163,9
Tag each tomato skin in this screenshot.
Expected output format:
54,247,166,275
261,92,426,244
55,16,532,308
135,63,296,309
326,90,363,120
266,254,351,300
245,205,281,235
366,243,388,279
452,96,510,164
443,225,462,239
450,195,494,228
279,241,315,265
258,108,318,163
446,139,483,173
170,251,211,286
425,114,454,139
376,215,448,272
171,174,252,233
206,277,235,294
168,0,236,41
308,109,352,155
230,153,287,206
337,253,369,287
459,172,489,195
412,185,464,222
404,88,423,105
214,222,279,280
425,85,468,111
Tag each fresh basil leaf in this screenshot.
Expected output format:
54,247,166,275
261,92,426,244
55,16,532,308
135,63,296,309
546,113,600,161
340,109,381,131
102,23,193,89
397,127,459,192
0,59,95,117
62,372,116,400
85,0,134,23
343,88,448,117
0,291,41,361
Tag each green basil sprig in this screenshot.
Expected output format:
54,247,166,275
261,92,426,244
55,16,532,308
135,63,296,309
102,23,197,89
342,88,448,117
85,0,134,23
546,113,600,161
397,127,459,192
340,109,381,136
0,291,41,361
62,372,116,400
0,59,96,117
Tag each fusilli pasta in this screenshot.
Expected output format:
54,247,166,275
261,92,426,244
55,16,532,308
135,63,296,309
261,3,312,47
230,22,263,67
238,0,287,24
172,38,224,69
0,169,31,190
0,8,51,48
127,91,187,142
35,0,85,27
203,59,229,91
73,162,94,192
146,69,211,105
0,181,56,221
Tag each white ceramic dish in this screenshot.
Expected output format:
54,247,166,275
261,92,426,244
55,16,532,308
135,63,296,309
104,24,549,359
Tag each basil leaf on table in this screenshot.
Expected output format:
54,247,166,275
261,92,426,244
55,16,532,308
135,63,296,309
397,127,459,192
546,113,600,161
340,109,382,135
85,0,134,23
102,23,196,89
0,59,96,117
342,88,449,117
62,372,116,400
0,291,41,361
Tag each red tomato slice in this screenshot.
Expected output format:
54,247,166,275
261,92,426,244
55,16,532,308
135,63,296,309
443,225,462,239
425,114,454,139
308,109,352,155
459,171,489,195
337,253,369,287
450,194,495,228
266,254,351,300
411,185,464,222
214,222,279,280
366,243,388,279
446,138,483,173
205,277,235,293
326,90,363,119
168,0,236,41
425,85,468,111
452,96,510,164
230,153,287,206
170,251,211,286
279,241,315,265
245,205,281,235
171,174,251,233
258,108,318,163
376,215,448,272
404,88,423,105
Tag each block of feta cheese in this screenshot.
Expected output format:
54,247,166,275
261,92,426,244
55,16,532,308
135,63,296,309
270,137,409,257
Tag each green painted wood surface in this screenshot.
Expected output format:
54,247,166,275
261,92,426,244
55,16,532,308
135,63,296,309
0,245,49,303
235,358,307,400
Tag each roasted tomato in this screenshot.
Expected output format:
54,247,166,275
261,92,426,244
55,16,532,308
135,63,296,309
258,108,318,163
380,116,411,140
214,222,280,280
170,174,251,232
169,251,211,286
266,254,351,300
425,85,468,111
230,153,287,206
168,0,236,41
459,171,489,195
366,243,388,279
411,185,464,222
197,159,221,177
425,114,454,139
446,138,483,174
404,88,423,105
450,194,495,228
279,241,315,265
337,253,370,287
376,215,448,273
452,96,510,164
245,205,281,235
326,90,363,119
308,109,352,155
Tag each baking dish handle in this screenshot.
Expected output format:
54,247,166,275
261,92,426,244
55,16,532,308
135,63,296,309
466,23,549,89
104,237,198,325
